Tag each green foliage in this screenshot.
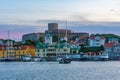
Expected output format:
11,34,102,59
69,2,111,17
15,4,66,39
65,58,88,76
24,40,36,46
60,40,66,43
53,35,59,42
14,42,23,46
80,45,104,53
39,37,44,42
80,45,89,53
98,34,120,43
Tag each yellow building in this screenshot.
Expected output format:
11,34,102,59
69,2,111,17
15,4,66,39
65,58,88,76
0,46,35,59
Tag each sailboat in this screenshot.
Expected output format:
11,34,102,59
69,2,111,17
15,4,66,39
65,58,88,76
4,31,15,61
59,20,71,64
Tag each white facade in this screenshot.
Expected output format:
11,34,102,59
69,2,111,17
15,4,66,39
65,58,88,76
45,34,52,44
60,37,68,41
89,36,105,47
35,44,70,58
108,38,119,44
0,39,4,46
5,40,14,46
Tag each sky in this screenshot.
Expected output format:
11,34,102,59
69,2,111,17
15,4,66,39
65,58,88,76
0,0,120,41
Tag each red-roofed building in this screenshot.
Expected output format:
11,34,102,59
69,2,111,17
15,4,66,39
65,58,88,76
104,43,115,48
74,35,89,45
104,43,115,53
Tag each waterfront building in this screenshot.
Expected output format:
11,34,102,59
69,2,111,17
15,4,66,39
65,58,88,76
0,45,35,59
112,44,120,60
104,43,115,54
89,35,106,47
70,44,81,54
14,46,35,59
35,42,70,58
104,43,120,60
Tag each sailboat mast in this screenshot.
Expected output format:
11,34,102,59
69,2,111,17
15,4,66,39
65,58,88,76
7,31,10,59
65,19,68,55
66,20,67,42
57,26,59,56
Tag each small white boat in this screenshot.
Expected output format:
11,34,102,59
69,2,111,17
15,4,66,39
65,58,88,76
22,55,31,62
59,58,71,64
33,57,42,62
56,57,63,61
100,53,109,61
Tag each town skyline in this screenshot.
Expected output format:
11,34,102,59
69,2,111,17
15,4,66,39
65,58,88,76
0,0,120,40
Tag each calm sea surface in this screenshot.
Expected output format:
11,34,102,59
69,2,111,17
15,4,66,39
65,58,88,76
0,61,120,80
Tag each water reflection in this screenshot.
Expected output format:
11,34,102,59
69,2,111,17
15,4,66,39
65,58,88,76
0,61,119,80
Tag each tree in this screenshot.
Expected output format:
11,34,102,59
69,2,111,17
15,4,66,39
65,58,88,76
14,41,23,46
80,45,89,53
53,35,59,42
24,40,36,46
39,37,44,42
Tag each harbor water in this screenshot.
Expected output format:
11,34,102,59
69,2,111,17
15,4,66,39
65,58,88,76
0,61,120,80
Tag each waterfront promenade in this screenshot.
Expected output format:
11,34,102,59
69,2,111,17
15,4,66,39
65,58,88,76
0,61,119,80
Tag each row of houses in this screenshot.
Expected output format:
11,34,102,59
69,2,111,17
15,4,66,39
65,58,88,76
0,45,35,59
0,34,81,59
0,33,119,60
0,43,80,59
104,43,120,60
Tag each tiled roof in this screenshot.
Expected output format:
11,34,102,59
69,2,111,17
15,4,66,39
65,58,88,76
0,45,35,50
104,43,115,48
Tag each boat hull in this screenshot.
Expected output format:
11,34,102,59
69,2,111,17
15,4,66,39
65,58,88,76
59,58,71,64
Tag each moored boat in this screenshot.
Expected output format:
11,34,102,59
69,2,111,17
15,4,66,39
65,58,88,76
22,55,31,62
80,54,89,61
33,57,42,62
4,57,15,62
0,57,5,61
59,58,71,64
100,53,109,61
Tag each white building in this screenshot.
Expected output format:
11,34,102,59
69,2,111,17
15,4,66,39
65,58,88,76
35,42,70,58
45,34,52,44
60,36,68,41
108,38,119,44
0,39,4,46
89,36,106,47
5,39,14,46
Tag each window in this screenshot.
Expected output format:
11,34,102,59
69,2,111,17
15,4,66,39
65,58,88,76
37,50,40,52
43,49,45,52
37,54,39,57
58,49,60,52
64,49,67,51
